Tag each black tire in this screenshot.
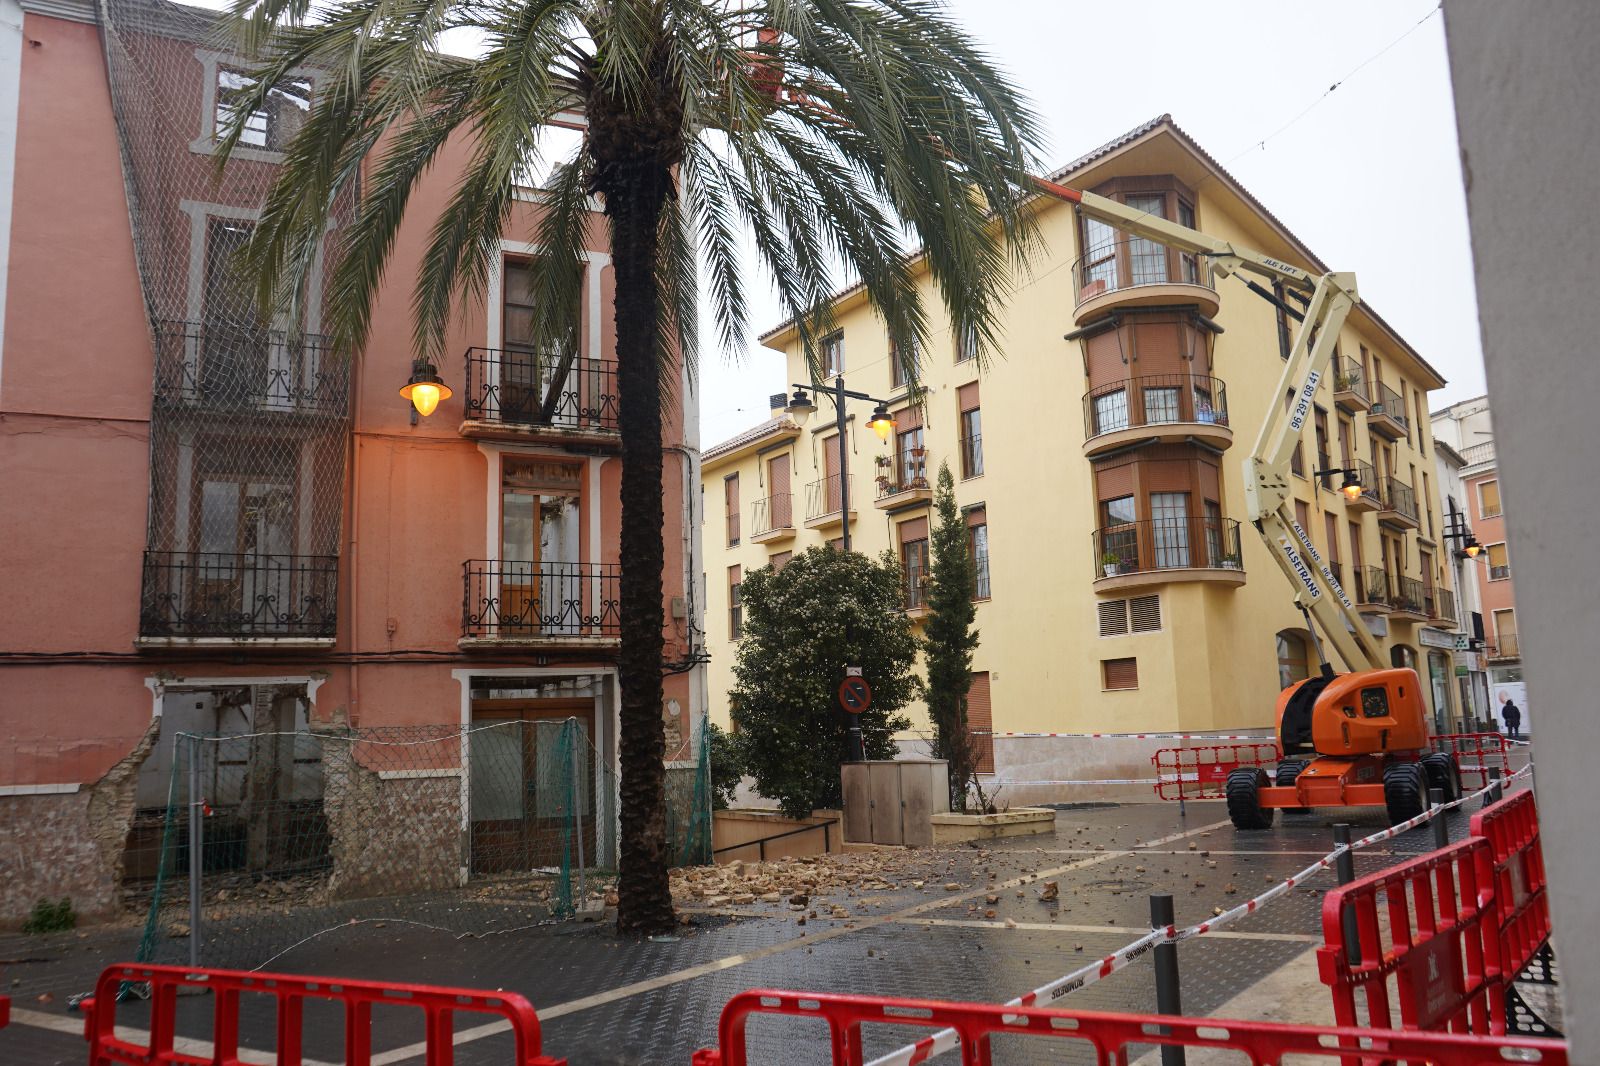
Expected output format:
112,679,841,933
1384,761,1427,826
1420,753,1461,802
1276,758,1310,787
1227,767,1275,830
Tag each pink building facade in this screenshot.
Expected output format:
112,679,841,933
0,0,706,923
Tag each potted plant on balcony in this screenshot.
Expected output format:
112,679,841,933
1220,551,1243,570
1334,371,1359,392
1101,551,1121,577
909,445,929,488
874,454,893,495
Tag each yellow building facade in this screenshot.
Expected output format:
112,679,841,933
701,117,1460,791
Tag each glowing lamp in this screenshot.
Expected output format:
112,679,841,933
865,401,896,441
1464,539,1482,559
1340,472,1363,502
401,357,451,417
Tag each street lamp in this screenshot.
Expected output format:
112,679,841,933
1313,466,1364,502
786,376,895,554
400,356,452,418
1442,510,1482,559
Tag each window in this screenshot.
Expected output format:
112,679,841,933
1487,541,1510,580
1295,499,1312,538
956,323,979,364
1100,495,1138,571
1423,472,1435,538
1093,388,1129,435
821,332,844,377
1150,491,1190,568
967,510,990,600
724,474,740,546
1478,479,1502,519
1143,385,1180,425
901,536,929,610
959,382,983,479
893,425,927,491
1125,194,1168,284
1493,609,1517,656
728,565,743,639
1081,215,1118,290
967,672,994,774
1277,631,1310,690
215,66,310,152
890,335,920,389
769,551,792,572
1204,499,1223,565
1102,657,1139,691
1291,439,1306,478
1177,200,1200,283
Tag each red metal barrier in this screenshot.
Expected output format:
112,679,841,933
1317,836,1498,1035
1435,732,1512,792
1152,742,1280,801
1472,790,1553,1033
81,963,565,1065
690,989,1567,1065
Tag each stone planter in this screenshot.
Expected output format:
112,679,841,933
711,808,842,862
931,806,1056,843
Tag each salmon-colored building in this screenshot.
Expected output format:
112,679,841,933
0,0,706,923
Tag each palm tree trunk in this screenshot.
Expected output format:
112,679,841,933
602,157,677,936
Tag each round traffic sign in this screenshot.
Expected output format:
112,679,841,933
838,676,873,714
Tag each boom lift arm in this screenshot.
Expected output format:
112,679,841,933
1031,176,1387,675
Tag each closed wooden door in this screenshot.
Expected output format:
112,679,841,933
768,453,791,527
469,701,595,876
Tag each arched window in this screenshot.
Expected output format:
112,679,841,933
1391,644,1418,672
1277,630,1310,689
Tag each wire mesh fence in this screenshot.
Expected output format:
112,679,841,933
119,719,710,971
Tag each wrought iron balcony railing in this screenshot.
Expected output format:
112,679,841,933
1370,380,1409,432
1354,565,1389,606
1347,459,1383,505
726,510,740,546
902,559,927,612
1381,476,1419,521
752,493,794,536
1083,374,1229,440
1393,575,1427,615
805,475,851,521
1331,356,1368,403
152,321,348,415
875,448,929,499
1490,633,1520,659
1073,235,1212,307
461,560,620,641
973,552,991,600
139,550,337,639
960,433,984,479
1091,517,1243,579
463,348,619,433
1429,586,1458,624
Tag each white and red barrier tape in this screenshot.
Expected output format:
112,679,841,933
974,731,1276,741
862,764,1533,1066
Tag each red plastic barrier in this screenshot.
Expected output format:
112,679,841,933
1152,742,1280,801
81,963,564,1065
690,989,1567,1065
1,993,9,1030
1472,790,1552,1031
1434,732,1512,792
1317,836,1498,1035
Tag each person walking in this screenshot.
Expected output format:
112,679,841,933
1501,696,1523,740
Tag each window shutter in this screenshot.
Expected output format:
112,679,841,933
966,672,994,774
1098,599,1128,637
1102,658,1139,690
1130,595,1162,632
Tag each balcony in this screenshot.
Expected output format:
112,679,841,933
1344,459,1384,514
1353,565,1391,612
804,475,856,529
960,433,984,479
152,321,348,416
137,551,337,646
1072,235,1220,326
1460,441,1496,468
460,348,620,446
1082,374,1232,457
1377,476,1420,531
1390,575,1429,622
1488,633,1521,661
751,493,796,544
1367,380,1409,441
1330,356,1370,414
874,449,932,510
1429,586,1458,626
1091,517,1246,593
459,560,620,648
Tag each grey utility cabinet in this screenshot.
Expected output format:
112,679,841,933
840,759,950,846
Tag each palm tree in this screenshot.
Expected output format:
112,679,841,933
221,0,1042,935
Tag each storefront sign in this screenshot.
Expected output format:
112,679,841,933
1419,627,1458,650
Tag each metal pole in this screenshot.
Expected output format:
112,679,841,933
1333,824,1360,965
1429,788,1450,850
835,376,850,553
1486,765,1503,805
569,719,586,908
187,737,202,968
1150,893,1184,1066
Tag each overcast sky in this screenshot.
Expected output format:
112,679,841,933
695,0,1480,446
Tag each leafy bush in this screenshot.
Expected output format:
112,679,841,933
22,897,76,934
707,721,746,810
731,546,918,818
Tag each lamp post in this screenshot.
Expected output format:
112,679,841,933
1312,465,1365,503
786,377,895,764
400,356,452,420
785,378,895,553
